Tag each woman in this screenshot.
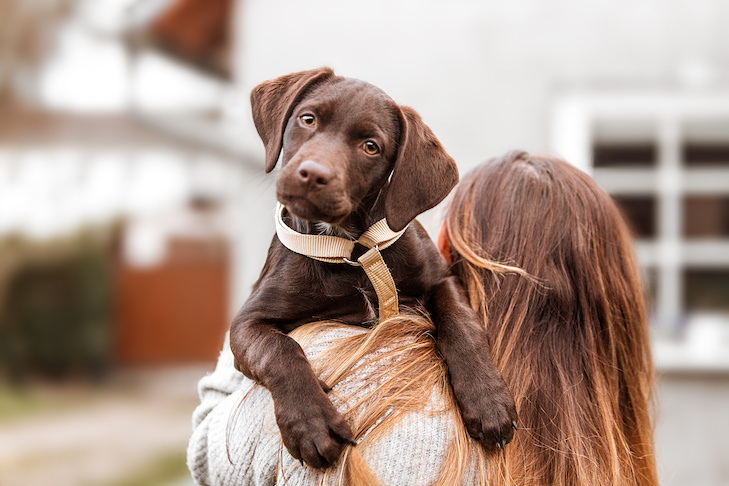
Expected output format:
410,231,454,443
188,151,658,485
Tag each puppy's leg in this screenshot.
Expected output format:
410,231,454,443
230,319,354,468
430,276,517,451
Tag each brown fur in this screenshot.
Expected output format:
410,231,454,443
229,68,516,468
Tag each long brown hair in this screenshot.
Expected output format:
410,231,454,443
445,151,658,485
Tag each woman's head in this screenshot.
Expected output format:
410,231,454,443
442,151,657,485
445,150,648,340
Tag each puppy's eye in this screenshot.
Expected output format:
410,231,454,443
363,141,380,155
299,114,316,127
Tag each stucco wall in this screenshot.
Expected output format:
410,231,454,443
234,0,729,171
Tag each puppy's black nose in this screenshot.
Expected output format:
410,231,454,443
297,160,332,188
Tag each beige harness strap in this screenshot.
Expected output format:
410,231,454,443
358,247,400,318
275,203,405,318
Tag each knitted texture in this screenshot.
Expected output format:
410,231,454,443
187,330,478,485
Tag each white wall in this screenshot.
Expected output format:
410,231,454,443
234,0,729,171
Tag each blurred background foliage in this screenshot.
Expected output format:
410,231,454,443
0,232,114,382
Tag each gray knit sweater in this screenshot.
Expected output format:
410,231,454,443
187,329,478,485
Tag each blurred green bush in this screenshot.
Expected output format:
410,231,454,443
0,234,114,382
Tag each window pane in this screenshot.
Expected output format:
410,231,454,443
593,144,657,168
612,195,657,238
683,143,729,167
684,197,729,238
684,269,729,313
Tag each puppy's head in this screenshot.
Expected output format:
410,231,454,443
251,67,458,231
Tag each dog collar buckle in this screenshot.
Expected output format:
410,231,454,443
342,257,361,267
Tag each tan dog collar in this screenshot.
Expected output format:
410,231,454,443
275,203,406,318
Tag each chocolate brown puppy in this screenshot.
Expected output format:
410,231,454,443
230,68,516,468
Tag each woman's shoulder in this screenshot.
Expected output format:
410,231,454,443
189,323,478,485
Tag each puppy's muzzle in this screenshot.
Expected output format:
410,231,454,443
296,160,333,191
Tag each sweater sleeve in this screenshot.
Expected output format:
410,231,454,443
187,332,331,486
187,332,278,486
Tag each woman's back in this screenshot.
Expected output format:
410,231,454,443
443,151,658,485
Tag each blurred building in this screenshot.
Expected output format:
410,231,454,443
0,0,728,484
0,0,248,371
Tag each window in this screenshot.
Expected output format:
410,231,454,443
613,195,657,239
684,196,729,238
684,269,729,313
593,143,657,168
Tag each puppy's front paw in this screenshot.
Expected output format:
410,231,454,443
274,390,354,468
455,376,517,451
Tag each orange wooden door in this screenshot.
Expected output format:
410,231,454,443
114,238,229,365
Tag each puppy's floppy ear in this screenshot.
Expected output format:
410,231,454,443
385,106,459,232
250,67,334,173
